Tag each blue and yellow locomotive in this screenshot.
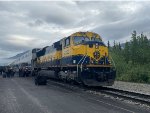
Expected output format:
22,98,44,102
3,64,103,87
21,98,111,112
32,31,116,86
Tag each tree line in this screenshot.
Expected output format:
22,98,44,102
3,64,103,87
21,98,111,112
108,31,150,83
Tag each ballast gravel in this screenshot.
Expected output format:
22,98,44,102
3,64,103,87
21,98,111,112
107,81,150,95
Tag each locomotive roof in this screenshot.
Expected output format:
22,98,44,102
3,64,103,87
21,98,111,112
69,31,102,40
37,31,102,53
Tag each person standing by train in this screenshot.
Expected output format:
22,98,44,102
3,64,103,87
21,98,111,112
11,68,15,77
7,67,11,78
4,66,9,78
9,67,15,78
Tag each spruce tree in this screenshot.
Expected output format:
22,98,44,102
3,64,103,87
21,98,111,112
107,40,110,49
124,41,130,63
113,40,116,49
131,30,138,64
119,42,121,51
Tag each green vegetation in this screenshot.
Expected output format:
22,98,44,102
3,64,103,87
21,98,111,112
109,31,150,84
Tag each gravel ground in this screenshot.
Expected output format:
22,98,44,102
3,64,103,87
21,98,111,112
108,81,150,95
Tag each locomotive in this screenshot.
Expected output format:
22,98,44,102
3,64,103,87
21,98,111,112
32,31,116,86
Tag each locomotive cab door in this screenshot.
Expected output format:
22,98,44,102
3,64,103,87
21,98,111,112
62,36,72,65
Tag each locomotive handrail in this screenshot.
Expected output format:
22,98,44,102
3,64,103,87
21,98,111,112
77,54,86,77
80,54,87,72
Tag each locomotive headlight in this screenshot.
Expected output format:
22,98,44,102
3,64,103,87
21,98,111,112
93,51,100,59
95,43,99,49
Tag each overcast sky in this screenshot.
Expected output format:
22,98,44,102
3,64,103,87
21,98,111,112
0,1,150,65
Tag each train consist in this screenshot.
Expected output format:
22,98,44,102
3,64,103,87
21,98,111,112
11,31,116,86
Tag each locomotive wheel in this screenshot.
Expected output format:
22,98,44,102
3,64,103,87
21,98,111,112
35,76,47,85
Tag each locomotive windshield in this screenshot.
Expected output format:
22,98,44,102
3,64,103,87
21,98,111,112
73,36,102,45
91,37,102,42
73,36,90,44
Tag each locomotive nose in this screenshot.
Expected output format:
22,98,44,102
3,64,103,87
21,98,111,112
93,51,100,59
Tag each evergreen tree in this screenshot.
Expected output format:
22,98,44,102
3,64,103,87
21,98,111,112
124,41,130,63
107,40,110,49
110,30,150,84
131,30,138,64
142,35,149,64
119,42,121,51
113,40,116,49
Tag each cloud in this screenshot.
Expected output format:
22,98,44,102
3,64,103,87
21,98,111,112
0,1,150,65
93,2,150,42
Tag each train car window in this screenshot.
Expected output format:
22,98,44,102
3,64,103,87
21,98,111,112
64,37,70,47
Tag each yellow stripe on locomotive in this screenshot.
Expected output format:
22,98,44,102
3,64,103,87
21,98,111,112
37,51,61,64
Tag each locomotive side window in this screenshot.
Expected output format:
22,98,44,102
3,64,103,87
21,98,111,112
64,37,70,47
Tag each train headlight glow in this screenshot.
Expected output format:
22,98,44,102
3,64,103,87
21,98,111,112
93,51,100,59
95,43,99,49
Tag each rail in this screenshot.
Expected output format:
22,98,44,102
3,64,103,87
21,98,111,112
47,79,150,106
92,87,150,106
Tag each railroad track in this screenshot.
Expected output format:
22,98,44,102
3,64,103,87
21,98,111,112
91,87,150,106
47,79,150,106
